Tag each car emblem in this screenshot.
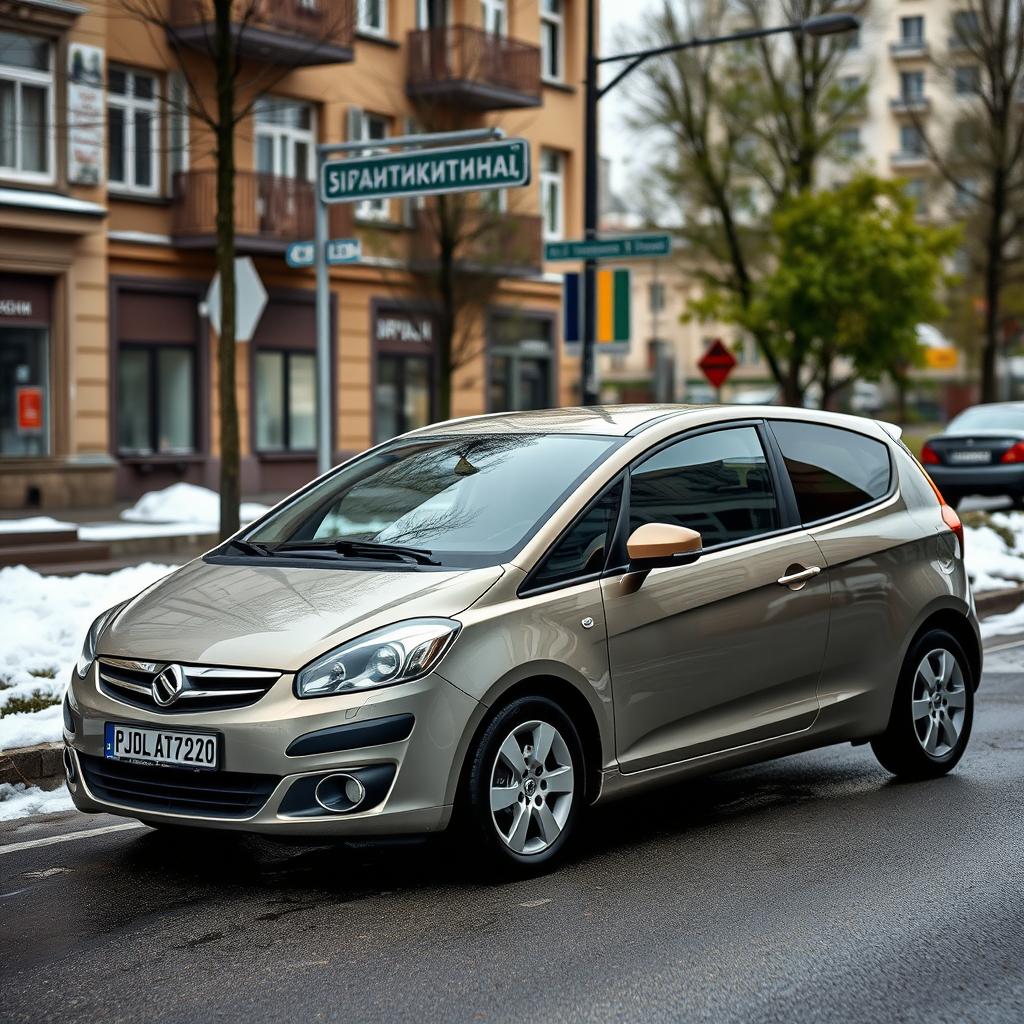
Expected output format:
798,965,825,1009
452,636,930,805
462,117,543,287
152,664,185,707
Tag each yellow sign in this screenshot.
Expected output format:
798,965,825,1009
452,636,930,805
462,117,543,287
925,347,958,370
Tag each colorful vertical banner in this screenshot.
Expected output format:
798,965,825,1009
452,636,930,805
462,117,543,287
67,42,105,185
562,269,630,353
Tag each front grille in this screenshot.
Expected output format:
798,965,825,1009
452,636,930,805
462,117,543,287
79,753,278,819
98,659,280,713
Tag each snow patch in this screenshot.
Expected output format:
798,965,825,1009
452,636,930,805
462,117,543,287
0,516,75,534
964,511,1024,592
120,483,269,526
0,782,75,821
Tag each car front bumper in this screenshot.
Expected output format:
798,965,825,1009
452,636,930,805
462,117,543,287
927,463,1024,497
64,661,480,836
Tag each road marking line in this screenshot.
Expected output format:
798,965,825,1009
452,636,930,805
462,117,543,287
984,637,1024,654
0,822,147,856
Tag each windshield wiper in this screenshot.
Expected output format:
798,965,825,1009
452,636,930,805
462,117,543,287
274,539,440,566
226,539,274,557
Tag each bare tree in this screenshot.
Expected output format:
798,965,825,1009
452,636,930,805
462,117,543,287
911,0,1024,403
112,0,350,537
623,0,867,405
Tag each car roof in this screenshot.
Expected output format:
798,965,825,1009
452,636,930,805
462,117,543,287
408,404,894,441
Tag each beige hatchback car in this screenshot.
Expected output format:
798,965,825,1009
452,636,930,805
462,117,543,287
64,405,980,871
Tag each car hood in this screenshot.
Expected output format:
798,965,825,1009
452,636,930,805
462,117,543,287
99,558,504,671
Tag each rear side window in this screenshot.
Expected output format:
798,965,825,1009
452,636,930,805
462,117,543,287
628,426,780,548
529,482,623,590
770,421,892,523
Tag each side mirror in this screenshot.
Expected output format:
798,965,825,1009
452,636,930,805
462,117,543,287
626,523,703,570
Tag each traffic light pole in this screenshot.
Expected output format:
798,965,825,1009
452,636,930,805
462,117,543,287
578,8,859,406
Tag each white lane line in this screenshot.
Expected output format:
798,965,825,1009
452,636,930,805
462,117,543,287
0,822,147,856
984,637,1024,654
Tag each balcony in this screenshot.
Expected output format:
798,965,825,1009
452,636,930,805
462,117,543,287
407,25,541,110
890,94,931,114
168,0,355,67
171,170,353,253
890,38,928,60
890,149,929,169
409,208,542,277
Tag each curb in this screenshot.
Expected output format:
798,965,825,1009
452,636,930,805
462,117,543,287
974,585,1024,618
0,742,65,791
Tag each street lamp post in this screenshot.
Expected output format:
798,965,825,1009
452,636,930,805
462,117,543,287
579,7,860,406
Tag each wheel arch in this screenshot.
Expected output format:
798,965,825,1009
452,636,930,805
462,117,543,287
909,606,983,690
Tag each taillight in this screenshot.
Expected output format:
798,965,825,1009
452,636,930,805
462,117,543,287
941,503,964,553
920,443,940,465
1001,441,1024,463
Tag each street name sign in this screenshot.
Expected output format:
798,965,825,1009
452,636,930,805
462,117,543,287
286,237,362,268
544,234,672,262
320,138,531,204
698,338,737,390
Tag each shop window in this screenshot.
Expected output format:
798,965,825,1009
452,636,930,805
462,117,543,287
108,66,160,194
255,350,316,452
0,30,54,182
540,148,565,241
0,325,49,456
541,0,564,82
489,313,554,412
375,354,432,443
117,345,196,455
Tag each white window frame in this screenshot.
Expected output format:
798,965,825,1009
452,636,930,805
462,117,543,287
254,96,316,181
541,0,564,83
107,65,161,196
540,147,564,242
417,0,452,28
900,16,925,45
482,0,507,36
358,0,388,37
350,108,391,221
0,32,55,184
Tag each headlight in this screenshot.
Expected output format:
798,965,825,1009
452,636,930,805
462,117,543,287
75,602,128,680
295,618,460,699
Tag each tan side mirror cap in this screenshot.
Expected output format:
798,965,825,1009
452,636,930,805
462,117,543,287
626,523,703,567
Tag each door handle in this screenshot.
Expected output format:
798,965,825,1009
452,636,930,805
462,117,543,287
777,565,822,589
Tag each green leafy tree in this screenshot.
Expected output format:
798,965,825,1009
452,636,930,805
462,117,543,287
697,176,961,408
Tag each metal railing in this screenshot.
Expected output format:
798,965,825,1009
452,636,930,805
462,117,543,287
407,25,541,105
168,0,355,51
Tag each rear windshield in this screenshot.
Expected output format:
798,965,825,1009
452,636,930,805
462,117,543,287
948,406,1024,432
243,433,619,568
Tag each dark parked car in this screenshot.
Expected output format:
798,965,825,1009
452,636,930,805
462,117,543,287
922,403,1024,508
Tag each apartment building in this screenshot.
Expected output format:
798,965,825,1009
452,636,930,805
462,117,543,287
0,0,584,509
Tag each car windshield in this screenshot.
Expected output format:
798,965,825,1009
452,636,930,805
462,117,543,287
242,432,619,568
947,406,1024,432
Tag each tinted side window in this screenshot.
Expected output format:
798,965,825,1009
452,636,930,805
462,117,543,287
770,421,892,523
628,426,780,548
529,482,623,589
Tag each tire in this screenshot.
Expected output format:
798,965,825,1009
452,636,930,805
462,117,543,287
461,695,586,875
871,628,974,780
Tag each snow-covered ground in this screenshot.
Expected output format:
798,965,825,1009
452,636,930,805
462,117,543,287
0,562,177,752
963,511,1024,593
0,782,74,821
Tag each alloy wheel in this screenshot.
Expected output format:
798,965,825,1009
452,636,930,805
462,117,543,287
912,648,968,758
489,719,575,855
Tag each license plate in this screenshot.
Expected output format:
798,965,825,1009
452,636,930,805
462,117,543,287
104,722,218,770
948,450,991,464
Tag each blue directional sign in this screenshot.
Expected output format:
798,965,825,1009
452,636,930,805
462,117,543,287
285,237,361,268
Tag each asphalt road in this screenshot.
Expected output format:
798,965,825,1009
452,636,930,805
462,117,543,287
3,642,1024,1024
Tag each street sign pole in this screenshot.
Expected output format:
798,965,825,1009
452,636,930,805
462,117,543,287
314,158,331,477
312,126,507,476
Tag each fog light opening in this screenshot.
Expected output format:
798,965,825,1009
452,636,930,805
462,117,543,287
63,746,77,785
314,773,366,814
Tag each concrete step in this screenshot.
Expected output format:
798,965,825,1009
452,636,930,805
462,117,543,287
0,529,79,549
0,540,111,569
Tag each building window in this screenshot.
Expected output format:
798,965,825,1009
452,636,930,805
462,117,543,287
900,70,925,100
489,313,554,412
254,96,314,180
254,350,316,452
837,127,861,156
540,148,565,241
900,123,926,155
482,0,507,35
952,11,980,47
108,66,159,194
0,276,51,457
839,74,861,93
954,178,979,209
167,71,189,190
358,0,387,35
0,30,54,182
375,355,432,443
417,0,451,27
900,16,925,45
541,0,564,82
117,345,196,455
904,179,927,216
648,281,665,313
955,65,981,96
349,108,390,221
